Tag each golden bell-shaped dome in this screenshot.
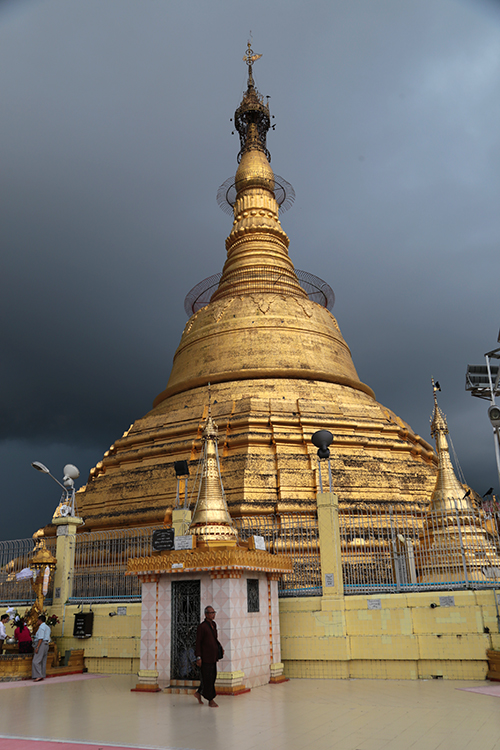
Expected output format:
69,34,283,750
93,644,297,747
70,47,439,534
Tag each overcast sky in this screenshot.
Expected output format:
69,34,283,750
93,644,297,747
1,0,500,541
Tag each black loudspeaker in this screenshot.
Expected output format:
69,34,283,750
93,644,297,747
311,430,333,459
174,460,189,477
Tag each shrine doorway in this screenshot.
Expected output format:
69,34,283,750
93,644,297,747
170,579,200,680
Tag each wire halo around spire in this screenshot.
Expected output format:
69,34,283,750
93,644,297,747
217,173,295,215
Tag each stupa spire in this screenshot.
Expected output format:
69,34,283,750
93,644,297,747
189,389,239,547
210,43,307,303
429,379,472,511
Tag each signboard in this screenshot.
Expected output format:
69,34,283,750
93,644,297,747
174,535,194,550
367,599,382,610
73,612,94,638
439,596,455,608
117,607,127,616
152,528,175,552
253,535,266,551
324,574,335,588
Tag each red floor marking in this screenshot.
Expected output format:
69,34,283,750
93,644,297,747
0,740,158,750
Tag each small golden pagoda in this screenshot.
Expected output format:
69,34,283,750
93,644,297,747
416,382,500,582
188,398,239,547
69,45,439,534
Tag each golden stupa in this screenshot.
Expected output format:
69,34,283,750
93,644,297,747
71,45,439,533
416,382,500,582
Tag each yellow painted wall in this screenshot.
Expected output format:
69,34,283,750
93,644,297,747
50,603,141,674
279,589,499,680
48,591,499,679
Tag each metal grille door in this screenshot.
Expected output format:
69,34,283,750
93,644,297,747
170,580,200,680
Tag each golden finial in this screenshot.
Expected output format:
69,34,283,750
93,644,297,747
203,382,217,440
430,378,448,438
243,40,262,71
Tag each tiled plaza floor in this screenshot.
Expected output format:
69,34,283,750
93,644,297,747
0,674,499,750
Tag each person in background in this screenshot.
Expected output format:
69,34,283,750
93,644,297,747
0,614,9,654
32,614,51,681
194,605,223,708
14,619,32,653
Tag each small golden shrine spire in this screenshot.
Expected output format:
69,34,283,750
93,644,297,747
189,391,238,547
429,379,472,511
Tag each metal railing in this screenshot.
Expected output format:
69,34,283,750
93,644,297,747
71,526,164,602
3,502,499,605
0,537,56,605
340,503,500,594
234,514,322,596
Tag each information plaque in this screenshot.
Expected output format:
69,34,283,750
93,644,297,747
253,535,266,551
174,535,194,550
439,596,455,608
324,574,335,587
73,611,94,638
152,528,175,551
367,599,382,610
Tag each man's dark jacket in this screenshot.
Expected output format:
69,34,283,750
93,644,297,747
195,619,220,664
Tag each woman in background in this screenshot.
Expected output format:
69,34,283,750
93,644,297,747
14,619,32,653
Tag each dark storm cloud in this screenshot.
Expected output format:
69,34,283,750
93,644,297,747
1,0,500,539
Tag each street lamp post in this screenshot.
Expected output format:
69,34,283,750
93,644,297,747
466,338,500,492
31,461,80,517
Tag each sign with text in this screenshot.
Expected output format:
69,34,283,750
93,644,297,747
324,574,335,588
152,528,175,552
174,535,194,550
439,596,455,608
73,612,94,638
253,535,266,551
367,599,382,610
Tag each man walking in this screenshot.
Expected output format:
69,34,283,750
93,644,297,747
195,605,223,707
32,614,51,682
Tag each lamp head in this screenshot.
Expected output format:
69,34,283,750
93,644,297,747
488,404,500,429
31,461,50,474
311,430,333,460
63,464,80,480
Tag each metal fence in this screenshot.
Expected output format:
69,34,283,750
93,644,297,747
234,514,321,596
71,526,165,602
2,503,499,605
0,537,56,605
340,504,500,594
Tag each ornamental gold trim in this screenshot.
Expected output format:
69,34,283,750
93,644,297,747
127,546,292,576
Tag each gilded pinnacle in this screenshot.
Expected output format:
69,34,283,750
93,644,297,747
430,378,448,438
429,383,471,511
189,411,238,546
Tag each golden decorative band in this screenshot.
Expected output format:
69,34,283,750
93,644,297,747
154,369,375,407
